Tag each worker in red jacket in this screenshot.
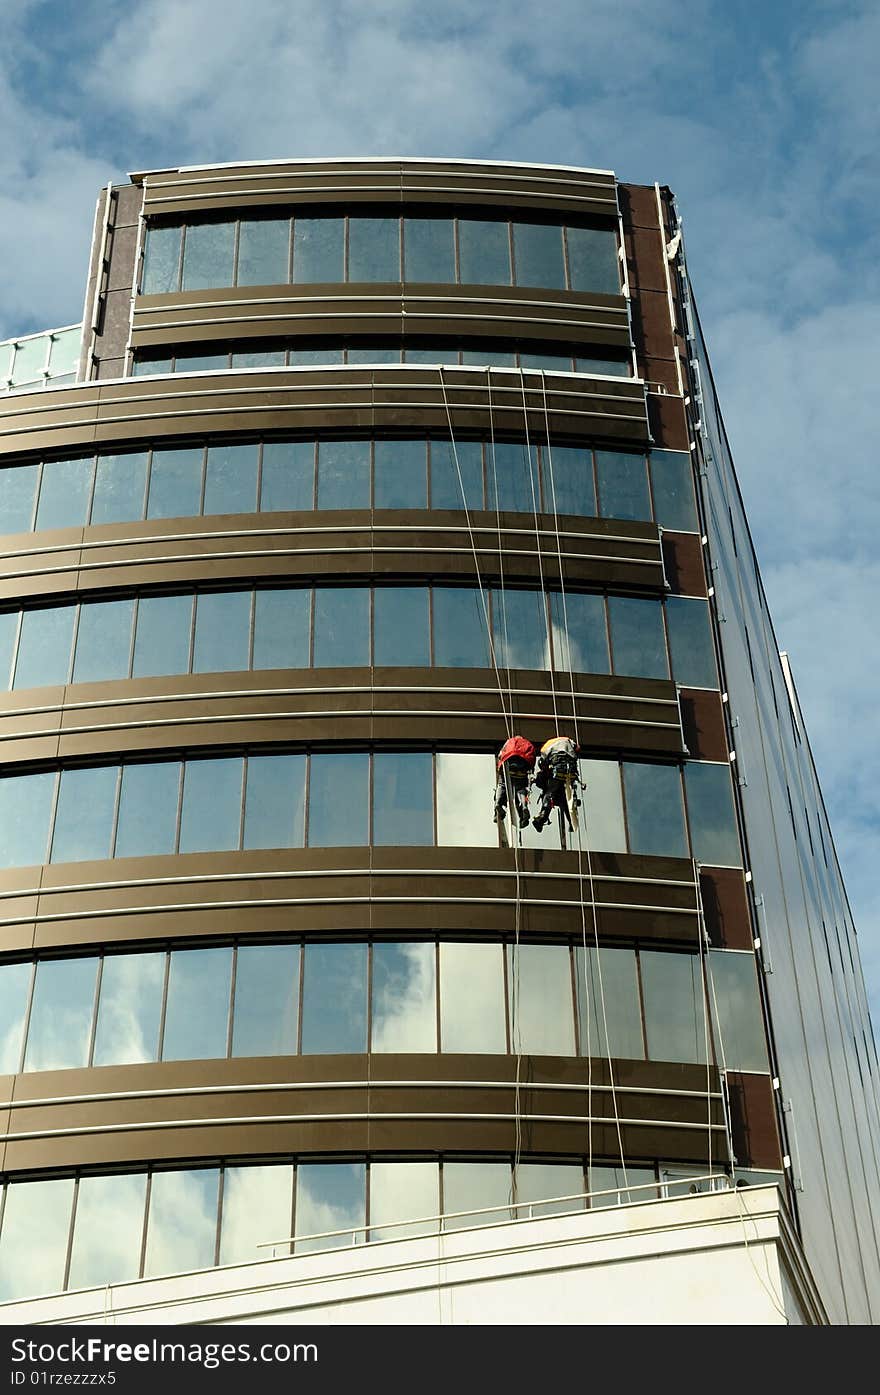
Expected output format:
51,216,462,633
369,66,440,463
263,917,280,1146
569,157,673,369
494,735,537,828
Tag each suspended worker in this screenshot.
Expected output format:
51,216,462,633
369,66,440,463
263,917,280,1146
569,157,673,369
532,735,581,832
494,734,537,829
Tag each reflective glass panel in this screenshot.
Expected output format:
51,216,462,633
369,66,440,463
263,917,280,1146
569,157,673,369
543,445,595,517
374,587,429,667
489,441,539,514
549,591,609,674
178,757,243,853
24,956,97,1070
90,453,148,525
13,605,75,688
232,945,300,1057
708,950,768,1072
649,450,698,531
260,441,315,511
35,458,93,531
403,347,460,365
404,219,455,283
9,336,46,385
67,1173,146,1289
519,352,572,372
596,451,651,521
623,762,688,857
181,221,235,290
373,752,433,845
0,770,55,867
308,752,369,846
461,348,515,367
252,588,311,670
493,588,548,671
203,443,259,515
192,590,251,673
0,464,38,533
115,761,180,858
578,759,627,852
243,753,306,849
565,226,620,295
432,587,489,668
589,1165,657,1208
435,752,497,847
458,218,511,284
73,598,134,683
175,352,228,372
370,1162,439,1241
641,951,706,1063
142,224,182,294
576,357,631,377
220,1165,293,1264
439,942,505,1052
346,346,401,365
316,439,370,510
443,1162,512,1229
514,1162,585,1216
373,438,427,509
300,942,367,1053
313,587,369,667
371,942,436,1052
293,218,344,283
51,765,117,862
575,945,644,1059
348,217,399,282
684,762,741,866
146,447,204,520
237,219,290,286
508,944,575,1055
0,1179,74,1301
231,349,286,368
288,346,344,366
144,1169,220,1276
665,596,717,689
93,952,165,1065
0,961,30,1072
132,356,173,376
131,593,193,677
430,439,483,510
162,948,232,1060
608,596,668,679
512,222,565,289
295,1162,365,1252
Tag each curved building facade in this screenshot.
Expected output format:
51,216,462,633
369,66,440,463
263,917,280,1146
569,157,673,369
0,159,877,1324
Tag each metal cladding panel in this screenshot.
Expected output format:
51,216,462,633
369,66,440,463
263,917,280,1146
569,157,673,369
138,160,619,220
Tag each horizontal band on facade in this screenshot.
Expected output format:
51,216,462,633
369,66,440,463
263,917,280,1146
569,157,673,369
0,1111,727,1148
2,1076,723,1114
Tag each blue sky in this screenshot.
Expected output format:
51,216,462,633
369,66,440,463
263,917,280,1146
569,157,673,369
1,0,878,1012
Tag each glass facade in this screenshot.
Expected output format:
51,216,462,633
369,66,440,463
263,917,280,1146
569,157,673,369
0,439,688,533
142,214,620,296
0,583,715,690
0,750,739,868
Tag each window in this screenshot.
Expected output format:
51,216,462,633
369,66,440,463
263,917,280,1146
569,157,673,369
0,1180,74,1301
115,761,180,857
623,763,688,858
203,443,259,515
432,588,489,669
90,453,148,525
293,219,344,283
458,218,511,285
24,957,97,1071
372,752,434,846
566,226,620,295
300,942,368,1053
232,945,300,1057
50,766,117,862
684,762,741,866
142,224,182,295
67,1174,146,1289
439,942,506,1052
192,591,251,673
404,219,455,283
512,222,565,289
237,219,290,286
219,1165,293,1265
308,752,369,846
708,950,768,1072
430,439,483,510
369,1162,439,1241
649,450,698,531
575,946,644,1059
146,447,204,520
178,757,243,853
252,588,310,670
348,217,399,282
665,597,717,689
0,463,39,533
435,752,497,847
144,1170,220,1277
596,451,650,522
608,596,668,679
542,445,596,517
640,951,706,1063
93,952,165,1065
373,439,427,509
13,606,75,688
316,439,370,510
73,600,134,684
243,753,306,849
374,587,430,667
181,221,235,290
0,962,31,1072
295,1163,365,1252
0,772,53,868
508,944,575,1055
493,588,548,671
549,591,608,674
312,587,369,667
162,948,232,1060
371,942,437,1052
132,594,193,677
260,441,315,512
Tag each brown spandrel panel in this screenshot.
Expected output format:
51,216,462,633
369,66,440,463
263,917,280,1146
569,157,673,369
618,183,664,232
106,224,139,294
662,531,708,597
630,286,677,362
623,223,667,294
699,868,753,950
642,360,680,394
726,1071,783,1171
646,391,689,451
679,689,729,762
